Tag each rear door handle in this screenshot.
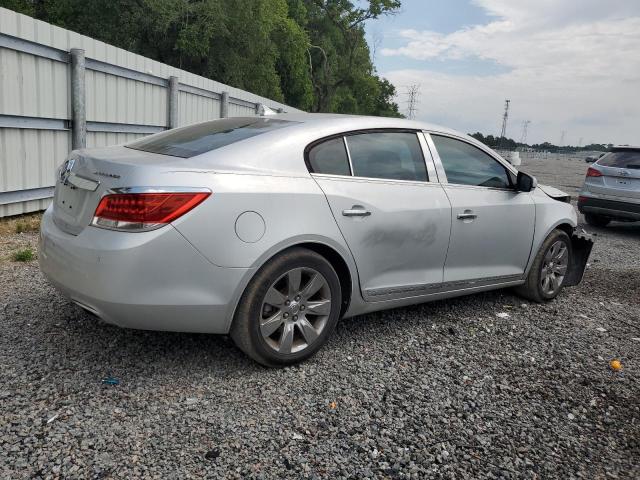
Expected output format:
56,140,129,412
457,211,477,220
342,207,371,217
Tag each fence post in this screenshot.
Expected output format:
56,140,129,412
70,48,86,150
168,76,179,129
220,91,229,118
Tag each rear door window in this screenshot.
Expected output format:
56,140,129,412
126,117,295,158
345,132,428,182
307,138,351,176
597,151,640,169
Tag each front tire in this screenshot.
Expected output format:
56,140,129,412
515,229,572,303
584,213,610,228
230,247,342,367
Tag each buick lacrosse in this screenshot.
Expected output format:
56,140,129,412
39,114,593,366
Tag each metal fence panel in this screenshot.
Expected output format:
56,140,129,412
0,7,303,217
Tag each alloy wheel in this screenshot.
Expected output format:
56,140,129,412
259,267,332,354
540,240,569,295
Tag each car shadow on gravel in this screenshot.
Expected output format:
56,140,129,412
25,285,515,379
337,287,517,336
21,297,261,382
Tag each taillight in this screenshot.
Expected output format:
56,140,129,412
586,167,603,177
92,190,210,231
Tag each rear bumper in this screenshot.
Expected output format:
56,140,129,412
38,207,251,333
577,195,640,221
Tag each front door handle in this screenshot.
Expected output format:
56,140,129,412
457,211,477,220
342,207,371,217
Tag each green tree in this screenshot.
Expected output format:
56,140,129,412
302,0,401,114
1,0,402,116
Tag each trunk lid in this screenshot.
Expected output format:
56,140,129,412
592,165,640,200
589,150,640,200
51,146,189,235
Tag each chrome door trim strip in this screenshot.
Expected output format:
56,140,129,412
310,173,443,187
423,132,449,183
417,131,439,182
342,136,355,176
363,274,524,301
441,183,521,194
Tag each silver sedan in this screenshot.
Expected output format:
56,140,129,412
39,114,593,365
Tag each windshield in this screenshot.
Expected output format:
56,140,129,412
597,151,640,169
126,117,295,158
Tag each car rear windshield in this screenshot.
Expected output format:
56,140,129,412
597,151,640,169
126,117,295,158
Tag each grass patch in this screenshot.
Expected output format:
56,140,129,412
15,220,40,234
12,248,35,262
0,212,42,237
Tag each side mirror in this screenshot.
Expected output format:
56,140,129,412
516,171,537,192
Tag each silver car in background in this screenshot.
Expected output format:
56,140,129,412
39,114,593,366
578,146,640,227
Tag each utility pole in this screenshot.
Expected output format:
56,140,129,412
498,99,510,148
519,120,531,145
559,130,566,147
405,85,420,120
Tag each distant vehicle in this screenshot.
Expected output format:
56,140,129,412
39,114,593,366
578,146,640,227
585,152,605,163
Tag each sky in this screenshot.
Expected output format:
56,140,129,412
367,0,640,146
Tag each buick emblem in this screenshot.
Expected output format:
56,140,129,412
59,158,75,185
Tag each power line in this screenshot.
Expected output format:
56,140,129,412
498,99,510,148
520,120,531,144
404,85,420,120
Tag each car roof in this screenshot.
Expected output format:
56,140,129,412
273,112,464,137
142,113,502,176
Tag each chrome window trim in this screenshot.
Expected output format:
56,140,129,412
310,172,443,188
439,183,523,194
424,131,518,191
423,131,448,183
417,131,439,182
342,136,355,176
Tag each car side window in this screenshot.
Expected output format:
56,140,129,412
346,132,428,182
307,137,351,176
431,135,511,188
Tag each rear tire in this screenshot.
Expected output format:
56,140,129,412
230,247,342,367
515,229,572,303
584,213,610,228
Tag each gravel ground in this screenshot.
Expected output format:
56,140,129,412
1,156,638,479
